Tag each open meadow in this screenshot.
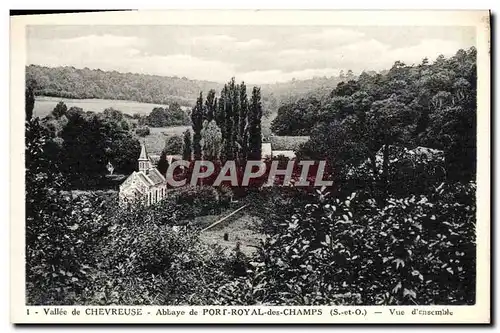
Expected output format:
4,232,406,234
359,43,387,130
34,96,192,155
143,126,192,155
33,96,190,118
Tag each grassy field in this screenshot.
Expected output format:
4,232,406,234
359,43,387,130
34,96,190,118
143,126,191,155
33,96,192,156
149,126,191,136
199,213,264,256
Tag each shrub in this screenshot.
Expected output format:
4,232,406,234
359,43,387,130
348,145,447,196
238,183,475,305
26,192,107,305
175,185,220,217
164,135,183,154
218,185,233,208
135,126,150,137
79,213,236,305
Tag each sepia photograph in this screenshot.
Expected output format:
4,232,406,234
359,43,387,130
10,10,491,324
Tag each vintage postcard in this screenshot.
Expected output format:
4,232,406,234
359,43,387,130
10,10,490,324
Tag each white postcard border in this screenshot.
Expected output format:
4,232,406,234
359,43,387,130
10,10,491,324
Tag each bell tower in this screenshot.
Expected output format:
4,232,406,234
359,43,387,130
138,142,151,173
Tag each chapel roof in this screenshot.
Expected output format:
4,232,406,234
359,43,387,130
147,168,166,185
137,171,154,186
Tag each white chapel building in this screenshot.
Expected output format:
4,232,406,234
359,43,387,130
118,143,167,207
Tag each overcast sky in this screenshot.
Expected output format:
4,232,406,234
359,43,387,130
26,25,475,84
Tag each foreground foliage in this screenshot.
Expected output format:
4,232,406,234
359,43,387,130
239,185,475,305
26,172,475,305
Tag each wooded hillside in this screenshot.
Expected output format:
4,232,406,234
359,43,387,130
26,64,351,112
26,64,223,107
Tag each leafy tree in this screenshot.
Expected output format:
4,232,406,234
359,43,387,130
364,96,418,189
297,120,357,181
102,107,124,122
67,106,84,115
164,135,183,154
147,107,168,127
106,130,141,175
167,102,191,126
205,90,217,123
239,185,476,305
332,80,360,97
53,108,141,187
271,96,320,135
42,113,69,140
51,101,68,119
346,69,355,80
201,120,222,161
120,119,130,131
135,126,150,137
60,112,102,186
144,104,191,127
194,79,263,162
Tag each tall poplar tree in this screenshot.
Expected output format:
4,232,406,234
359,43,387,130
231,81,240,160
238,81,249,162
216,86,227,141
205,89,216,123
248,86,263,160
191,93,204,160
223,81,234,161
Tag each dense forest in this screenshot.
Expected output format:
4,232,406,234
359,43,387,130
272,48,477,182
25,48,477,306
